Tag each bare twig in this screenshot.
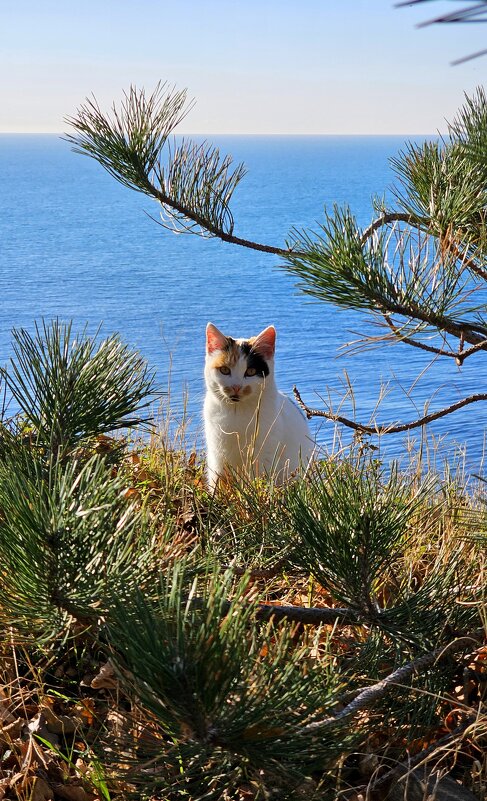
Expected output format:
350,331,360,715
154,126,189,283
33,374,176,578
293,385,487,434
440,232,487,282
302,630,484,731
456,336,487,363
223,559,287,580
191,597,357,625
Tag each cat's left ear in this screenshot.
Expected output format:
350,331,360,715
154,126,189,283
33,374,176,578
252,326,276,360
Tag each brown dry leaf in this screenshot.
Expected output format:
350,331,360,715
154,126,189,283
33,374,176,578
105,709,127,738
121,487,140,501
20,733,52,772
94,435,116,454
75,757,90,777
236,786,256,800
30,776,54,801
0,717,24,746
291,592,311,607
74,699,97,727
53,784,91,801
90,661,118,691
0,778,10,801
242,724,285,740
39,703,78,735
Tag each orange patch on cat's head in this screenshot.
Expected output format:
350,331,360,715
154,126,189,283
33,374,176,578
208,344,240,370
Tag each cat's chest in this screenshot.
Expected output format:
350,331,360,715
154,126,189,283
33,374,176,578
204,394,276,442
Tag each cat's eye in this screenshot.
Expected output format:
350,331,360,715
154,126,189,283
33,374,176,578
245,367,257,377
218,365,231,375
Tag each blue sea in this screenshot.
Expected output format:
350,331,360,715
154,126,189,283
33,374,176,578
0,134,485,471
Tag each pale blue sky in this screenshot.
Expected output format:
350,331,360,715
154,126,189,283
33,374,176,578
1,0,486,133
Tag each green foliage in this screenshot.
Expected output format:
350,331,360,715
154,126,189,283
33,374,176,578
284,205,474,328
65,83,246,237
157,138,247,235
0,319,161,641
203,475,296,571
2,319,155,459
285,207,388,313
105,563,352,800
56,77,487,796
390,138,487,244
0,445,163,641
65,83,189,193
288,460,474,645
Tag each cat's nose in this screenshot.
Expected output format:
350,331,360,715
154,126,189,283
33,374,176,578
230,385,242,394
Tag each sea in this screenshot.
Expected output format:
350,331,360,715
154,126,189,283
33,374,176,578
0,134,485,472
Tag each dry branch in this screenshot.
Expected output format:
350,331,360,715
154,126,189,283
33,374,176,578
302,630,485,733
293,385,487,435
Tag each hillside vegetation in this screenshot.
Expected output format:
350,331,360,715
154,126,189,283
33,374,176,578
0,321,485,801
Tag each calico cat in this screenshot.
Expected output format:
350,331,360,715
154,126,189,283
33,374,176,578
204,322,313,489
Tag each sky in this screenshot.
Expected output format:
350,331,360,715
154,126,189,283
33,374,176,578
1,0,486,134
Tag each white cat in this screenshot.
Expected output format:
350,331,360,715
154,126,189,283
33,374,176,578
203,323,313,490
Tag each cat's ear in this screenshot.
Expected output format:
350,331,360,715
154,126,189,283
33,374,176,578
252,326,276,360
206,323,228,354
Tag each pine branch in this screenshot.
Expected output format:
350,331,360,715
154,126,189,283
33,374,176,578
285,207,487,350
396,1,487,64
302,629,484,731
361,211,487,282
105,566,355,796
254,602,354,625
333,631,484,722
65,84,290,256
397,0,487,26
383,314,487,363
293,385,487,434
360,211,426,244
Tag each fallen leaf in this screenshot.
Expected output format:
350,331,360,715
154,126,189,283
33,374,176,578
40,703,78,735
30,776,54,801
0,717,24,745
90,661,118,691
53,784,90,801
73,699,97,727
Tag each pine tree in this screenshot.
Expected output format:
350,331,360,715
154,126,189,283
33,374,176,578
65,84,487,435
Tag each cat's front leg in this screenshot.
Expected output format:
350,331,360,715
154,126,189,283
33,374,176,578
206,449,225,493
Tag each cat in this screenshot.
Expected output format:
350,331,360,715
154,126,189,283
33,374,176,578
203,322,313,490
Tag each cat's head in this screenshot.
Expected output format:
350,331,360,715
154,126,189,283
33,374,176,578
205,323,276,404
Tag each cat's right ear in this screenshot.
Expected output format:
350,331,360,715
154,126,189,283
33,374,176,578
206,323,228,354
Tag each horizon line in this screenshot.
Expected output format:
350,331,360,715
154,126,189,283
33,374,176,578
0,130,440,137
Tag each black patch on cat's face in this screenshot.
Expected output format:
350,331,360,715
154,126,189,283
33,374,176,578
241,342,270,377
